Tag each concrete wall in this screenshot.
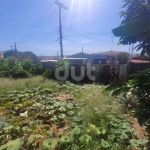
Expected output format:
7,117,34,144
41,61,56,70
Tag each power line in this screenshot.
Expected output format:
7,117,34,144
18,2,55,43
63,27,109,42
20,8,59,43
19,27,58,44
31,38,59,51
19,34,58,49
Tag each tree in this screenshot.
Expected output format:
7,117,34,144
112,0,150,57
4,50,38,61
116,52,129,64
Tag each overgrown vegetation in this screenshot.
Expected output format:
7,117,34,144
43,59,70,80
114,0,150,57
4,50,38,61
116,52,129,64
104,68,150,142
0,57,44,78
0,77,149,149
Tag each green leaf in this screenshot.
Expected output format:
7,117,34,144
0,138,24,150
137,139,148,146
58,114,66,120
71,126,81,136
42,139,57,150
102,129,106,135
129,139,140,147
101,139,110,148
27,134,44,145
3,125,14,133
58,107,66,112
79,135,91,144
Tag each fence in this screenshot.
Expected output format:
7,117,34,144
128,62,150,78
90,64,128,84
40,61,150,84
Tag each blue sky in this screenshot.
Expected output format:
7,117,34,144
0,0,135,56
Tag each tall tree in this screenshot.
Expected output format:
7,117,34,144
4,50,38,61
112,0,150,56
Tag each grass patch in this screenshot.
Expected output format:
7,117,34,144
0,76,56,94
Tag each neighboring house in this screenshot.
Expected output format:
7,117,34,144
0,51,4,58
131,54,150,62
68,51,120,64
68,52,92,59
92,51,119,64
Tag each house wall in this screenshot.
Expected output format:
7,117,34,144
0,53,3,58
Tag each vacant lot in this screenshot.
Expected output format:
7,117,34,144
0,77,148,150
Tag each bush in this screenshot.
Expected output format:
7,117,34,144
43,69,54,79
116,52,129,64
11,69,31,78
0,57,44,78
104,69,150,139
21,60,44,75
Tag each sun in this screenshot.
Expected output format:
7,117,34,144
67,0,92,26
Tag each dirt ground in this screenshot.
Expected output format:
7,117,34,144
129,117,148,140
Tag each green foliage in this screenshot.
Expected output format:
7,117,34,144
0,138,24,150
55,59,70,78
104,68,150,139
127,69,150,127
43,69,54,79
0,80,148,149
26,134,44,145
4,50,38,61
116,0,150,57
0,57,44,78
42,139,57,150
21,59,44,75
116,52,129,64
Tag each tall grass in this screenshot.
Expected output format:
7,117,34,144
77,85,123,125
0,76,56,94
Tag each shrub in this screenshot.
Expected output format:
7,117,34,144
21,60,44,75
116,52,129,64
0,58,44,78
43,69,54,79
11,69,31,78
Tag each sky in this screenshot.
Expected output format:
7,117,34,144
0,0,137,56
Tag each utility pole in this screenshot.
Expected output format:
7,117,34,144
10,45,14,56
57,51,58,59
14,43,17,50
131,43,134,62
82,47,83,64
55,1,68,59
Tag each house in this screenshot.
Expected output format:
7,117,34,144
68,52,92,59
0,52,4,58
131,54,150,62
92,51,119,64
68,51,120,64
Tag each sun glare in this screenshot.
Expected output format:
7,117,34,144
67,0,92,26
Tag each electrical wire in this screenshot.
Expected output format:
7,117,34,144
19,27,58,44
31,38,59,51
20,8,59,43
18,2,55,43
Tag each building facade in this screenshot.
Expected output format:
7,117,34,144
0,52,4,58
